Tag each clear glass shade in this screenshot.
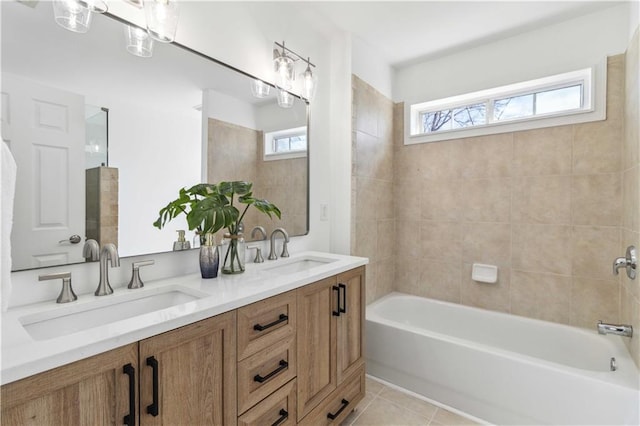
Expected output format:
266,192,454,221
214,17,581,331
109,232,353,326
78,0,108,13
274,55,295,90
301,66,318,101
277,89,295,109
250,79,271,98
52,0,92,33
144,0,180,43
124,26,154,58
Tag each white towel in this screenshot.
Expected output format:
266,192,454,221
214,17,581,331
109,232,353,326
1,141,17,311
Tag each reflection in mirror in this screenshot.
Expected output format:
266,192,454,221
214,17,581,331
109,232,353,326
2,1,309,271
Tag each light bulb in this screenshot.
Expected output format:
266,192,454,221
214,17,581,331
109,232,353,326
301,63,317,101
144,0,180,43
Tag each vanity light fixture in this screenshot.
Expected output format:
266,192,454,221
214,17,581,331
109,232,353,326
273,41,317,101
274,42,295,90
52,0,93,33
301,58,317,101
251,79,271,98
78,0,108,13
277,89,295,109
143,0,180,43
124,25,154,58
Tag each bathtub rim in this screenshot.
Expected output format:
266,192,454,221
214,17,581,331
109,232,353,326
366,292,640,391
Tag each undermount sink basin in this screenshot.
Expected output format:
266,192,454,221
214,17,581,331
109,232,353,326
264,255,337,275
20,287,205,341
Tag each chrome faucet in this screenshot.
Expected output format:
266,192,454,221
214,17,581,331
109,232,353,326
268,228,290,260
613,245,637,280
95,243,120,296
597,321,633,337
83,239,100,261
250,226,268,241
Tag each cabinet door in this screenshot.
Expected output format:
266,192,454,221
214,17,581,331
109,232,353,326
139,311,237,426
1,343,138,426
336,266,366,385
296,276,337,421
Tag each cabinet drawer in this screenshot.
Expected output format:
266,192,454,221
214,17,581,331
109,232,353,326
238,290,296,361
298,366,365,426
238,379,297,426
238,335,297,414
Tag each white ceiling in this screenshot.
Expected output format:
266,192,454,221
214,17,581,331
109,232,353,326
300,1,627,68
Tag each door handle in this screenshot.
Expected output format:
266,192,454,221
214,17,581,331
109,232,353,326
59,234,81,244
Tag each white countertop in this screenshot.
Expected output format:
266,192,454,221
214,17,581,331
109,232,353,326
1,251,367,385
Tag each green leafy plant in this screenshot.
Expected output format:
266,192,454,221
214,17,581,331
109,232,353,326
154,181,281,274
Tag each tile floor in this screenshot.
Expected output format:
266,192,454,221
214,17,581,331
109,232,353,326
341,376,485,426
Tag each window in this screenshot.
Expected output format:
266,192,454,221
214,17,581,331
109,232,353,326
408,66,604,144
264,126,307,161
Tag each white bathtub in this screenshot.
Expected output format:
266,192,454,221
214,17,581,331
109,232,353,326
366,292,640,425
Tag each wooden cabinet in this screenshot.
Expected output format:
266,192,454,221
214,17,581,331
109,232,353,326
139,311,237,426
336,267,365,384
298,367,365,426
1,343,138,426
1,265,365,426
0,313,236,426
238,378,297,426
296,266,366,422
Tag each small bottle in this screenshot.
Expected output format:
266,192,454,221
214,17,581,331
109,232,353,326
173,230,191,251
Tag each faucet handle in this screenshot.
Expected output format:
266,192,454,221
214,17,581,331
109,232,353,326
613,245,637,279
128,260,155,289
39,272,77,303
247,245,264,263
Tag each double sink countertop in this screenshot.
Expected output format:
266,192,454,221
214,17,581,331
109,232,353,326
1,251,368,385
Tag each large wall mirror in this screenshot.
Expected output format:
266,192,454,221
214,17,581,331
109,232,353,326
2,1,309,272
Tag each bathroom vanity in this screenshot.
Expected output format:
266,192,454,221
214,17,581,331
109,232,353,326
0,252,367,425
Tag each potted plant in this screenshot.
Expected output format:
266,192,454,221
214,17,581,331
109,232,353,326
154,181,280,276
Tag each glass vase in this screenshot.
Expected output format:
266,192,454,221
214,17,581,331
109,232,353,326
222,233,245,274
199,244,219,279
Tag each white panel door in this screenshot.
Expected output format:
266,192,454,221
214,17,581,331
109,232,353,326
5,74,86,270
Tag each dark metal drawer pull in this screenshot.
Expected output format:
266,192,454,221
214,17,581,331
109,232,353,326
254,313,288,332
271,408,289,426
332,285,341,316
327,398,350,420
146,356,159,416
338,283,347,314
254,359,288,383
123,363,135,426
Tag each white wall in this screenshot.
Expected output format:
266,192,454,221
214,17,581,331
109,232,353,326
203,89,257,131
630,0,640,41
351,35,394,99
394,4,631,103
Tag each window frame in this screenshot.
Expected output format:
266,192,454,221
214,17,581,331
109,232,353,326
263,126,308,161
406,61,607,145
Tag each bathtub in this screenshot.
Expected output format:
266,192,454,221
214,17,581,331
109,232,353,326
366,292,640,425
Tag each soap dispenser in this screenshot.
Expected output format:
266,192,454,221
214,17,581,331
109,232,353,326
173,230,191,251
199,232,219,278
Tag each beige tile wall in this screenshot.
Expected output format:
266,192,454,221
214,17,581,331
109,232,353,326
350,56,629,332
621,27,640,367
207,118,307,240
85,166,119,247
351,75,395,303
390,56,625,328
